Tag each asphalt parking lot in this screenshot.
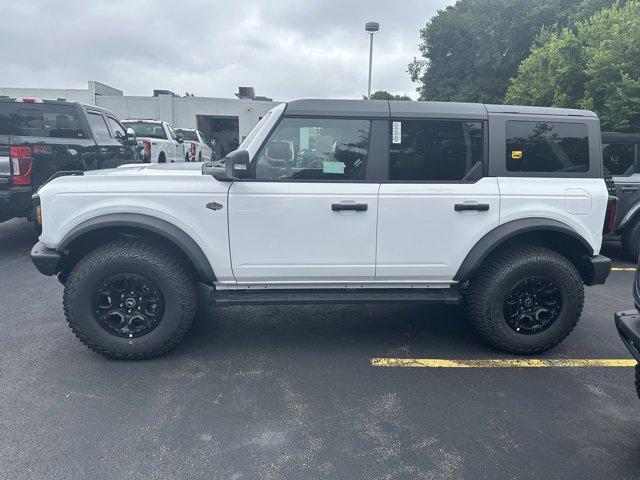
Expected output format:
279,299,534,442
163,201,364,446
1,218,639,480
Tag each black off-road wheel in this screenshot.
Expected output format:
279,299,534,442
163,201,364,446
63,239,198,359
465,245,584,354
635,365,640,400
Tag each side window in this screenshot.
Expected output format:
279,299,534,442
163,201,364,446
389,120,484,181
86,112,110,139
106,116,125,139
506,121,589,174
167,125,178,140
254,117,370,181
603,143,635,176
16,105,85,139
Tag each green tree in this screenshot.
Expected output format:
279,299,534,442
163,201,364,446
409,0,620,103
506,1,640,131
366,90,412,100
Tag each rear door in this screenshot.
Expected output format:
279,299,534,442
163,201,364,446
376,116,499,284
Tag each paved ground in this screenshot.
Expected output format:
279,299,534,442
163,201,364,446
1,217,639,480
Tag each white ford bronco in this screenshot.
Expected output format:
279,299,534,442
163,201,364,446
31,99,615,359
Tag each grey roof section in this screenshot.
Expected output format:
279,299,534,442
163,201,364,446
485,104,597,117
285,99,390,118
389,100,487,119
602,131,640,143
284,99,598,119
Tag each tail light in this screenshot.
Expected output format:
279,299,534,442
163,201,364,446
15,98,43,103
191,142,197,156
10,146,33,185
603,195,618,235
143,140,151,158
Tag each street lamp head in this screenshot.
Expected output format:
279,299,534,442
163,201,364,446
365,22,380,33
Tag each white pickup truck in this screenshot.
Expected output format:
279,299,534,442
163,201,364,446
176,128,214,162
31,99,614,359
122,119,188,163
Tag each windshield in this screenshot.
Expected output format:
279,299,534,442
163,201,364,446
238,111,272,150
123,121,166,140
177,130,199,141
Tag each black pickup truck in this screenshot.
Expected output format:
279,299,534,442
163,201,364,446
0,98,143,223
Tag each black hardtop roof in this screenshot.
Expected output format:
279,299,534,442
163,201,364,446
284,99,597,119
0,97,119,118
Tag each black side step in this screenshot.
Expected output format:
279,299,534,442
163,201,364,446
212,288,462,307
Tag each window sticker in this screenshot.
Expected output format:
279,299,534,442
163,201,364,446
511,150,523,159
392,121,402,144
323,161,345,174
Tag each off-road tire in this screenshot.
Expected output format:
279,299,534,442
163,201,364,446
63,239,198,359
635,365,640,400
622,218,640,261
465,245,584,354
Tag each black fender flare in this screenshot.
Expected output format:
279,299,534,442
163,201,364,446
59,213,216,285
454,218,594,282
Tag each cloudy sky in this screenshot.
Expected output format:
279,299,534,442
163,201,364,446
1,0,454,101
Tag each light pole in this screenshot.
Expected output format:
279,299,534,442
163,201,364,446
365,21,380,99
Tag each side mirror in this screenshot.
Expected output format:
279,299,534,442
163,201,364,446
176,132,184,144
125,127,137,146
213,150,250,181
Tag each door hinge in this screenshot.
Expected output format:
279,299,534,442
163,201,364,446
206,201,223,211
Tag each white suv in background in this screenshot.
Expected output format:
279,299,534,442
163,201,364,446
122,119,187,163
176,128,214,162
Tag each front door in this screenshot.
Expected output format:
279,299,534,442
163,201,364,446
228,116,378,284
376,118,500,284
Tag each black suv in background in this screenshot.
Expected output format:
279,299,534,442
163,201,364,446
0,98,142,223
603,132,640,258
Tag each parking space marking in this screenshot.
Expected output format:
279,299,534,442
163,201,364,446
370,358,638,368
611,267,636,271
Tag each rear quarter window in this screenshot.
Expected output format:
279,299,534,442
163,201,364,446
506,121,589,174
603,143,635,176
16,105,86,139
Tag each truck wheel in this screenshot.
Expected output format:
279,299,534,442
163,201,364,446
158,153,166,163
198,152,202,162
636,365,640,400
622,219,640,261
465,245,584,354
63,239,198,359
185,153,190,162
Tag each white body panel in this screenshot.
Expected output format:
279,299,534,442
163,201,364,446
498,177,607,254
227,182,379,284
376,178,500,283
37,164,234,282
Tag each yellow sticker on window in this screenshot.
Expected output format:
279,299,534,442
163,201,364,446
512,150,523,159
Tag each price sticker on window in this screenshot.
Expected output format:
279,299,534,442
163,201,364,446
392,121,402,144
511,150,523,159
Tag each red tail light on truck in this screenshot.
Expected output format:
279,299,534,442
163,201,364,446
143,140,151,158
191,142,197,157
9,146,32,185
603,195,618,235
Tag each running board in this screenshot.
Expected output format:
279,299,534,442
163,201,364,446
212,288,462,306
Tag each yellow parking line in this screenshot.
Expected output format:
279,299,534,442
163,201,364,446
611,267,636,271
370,358,637,368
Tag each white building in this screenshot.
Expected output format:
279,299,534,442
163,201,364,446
0,81,281,156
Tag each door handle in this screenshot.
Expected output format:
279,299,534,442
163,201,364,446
454,203,490,212
331,203,368,212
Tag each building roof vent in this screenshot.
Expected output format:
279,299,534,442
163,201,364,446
236,87,255,100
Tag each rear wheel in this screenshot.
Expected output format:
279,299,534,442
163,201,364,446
185,153,190,162
158,152,166,164
63,239,198,359
636,365,640,400
622,218,640,261
465,245,584,354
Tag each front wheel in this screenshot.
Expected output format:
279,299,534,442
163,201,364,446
636,365,640,400
622,219,640,261
63,239,198,359
465,245,584,354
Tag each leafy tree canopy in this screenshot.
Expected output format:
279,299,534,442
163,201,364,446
366,90,412,100
506,0,640,131
409,0,619,103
